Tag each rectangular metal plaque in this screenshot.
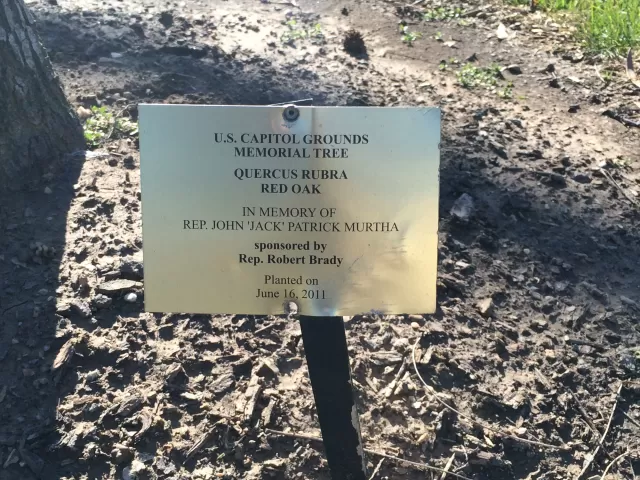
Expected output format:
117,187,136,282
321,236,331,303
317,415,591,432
139,105,440,316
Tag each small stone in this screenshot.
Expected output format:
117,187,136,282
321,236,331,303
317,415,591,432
77,106,92,120
70,300,92,318
91,294,112,309
572,173,591,184
477,298,494,318
545,172,567,188
549,78,561,88
122,459,146,480
124,293,137,303
544,349,557,362
72,274,89,292
568,104,580,113
506,64,522,74
496,23,510,40
86,370,100,382
410,322,420,330
620,296,639,309
193,466,215,479
451,193,474,221
531,317,548,331
577,345,594,355
44,187,52,195
119,253,144,280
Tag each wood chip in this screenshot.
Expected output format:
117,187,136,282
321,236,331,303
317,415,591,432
97,279,142,294
243,376,263,421
134,408,155,441
116,394,144,417
52,338,75,371
261,398,276,427
185,419,225,462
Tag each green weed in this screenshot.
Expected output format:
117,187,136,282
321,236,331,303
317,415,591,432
83,106,138,149
509,0,640,54
400,25,422,45
456,63,502,88
280,20,323,44
423,6,465,21
498,81,515,99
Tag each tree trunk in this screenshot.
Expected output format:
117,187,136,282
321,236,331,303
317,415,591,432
0,0,83,191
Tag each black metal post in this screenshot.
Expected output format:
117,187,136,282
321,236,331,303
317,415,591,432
299,315,367,480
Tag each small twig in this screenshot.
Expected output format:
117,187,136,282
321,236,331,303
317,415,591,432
268,98,314,106
255,323,277,334
622,410,640,430
439,453,456,479
534,368,553,391
262,0,300,7
368,450,473,480
411,338,562,450
381,360,407,398
600,168,640,208
603,109,640,128
368,458,384,480
568,390,602,440
600,449,639,480
1,300,29,316
566,337,608,351
578,382,623,479
265,429,474,480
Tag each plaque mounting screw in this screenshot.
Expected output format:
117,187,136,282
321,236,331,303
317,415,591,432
282,105,300,122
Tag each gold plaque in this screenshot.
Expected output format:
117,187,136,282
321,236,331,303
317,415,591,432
139,105,440,316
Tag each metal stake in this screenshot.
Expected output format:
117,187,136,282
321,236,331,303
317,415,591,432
299,315,367,480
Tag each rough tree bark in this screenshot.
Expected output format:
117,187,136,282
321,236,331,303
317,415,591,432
0,0,83,190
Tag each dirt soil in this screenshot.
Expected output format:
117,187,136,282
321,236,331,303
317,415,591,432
1,0,640,478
